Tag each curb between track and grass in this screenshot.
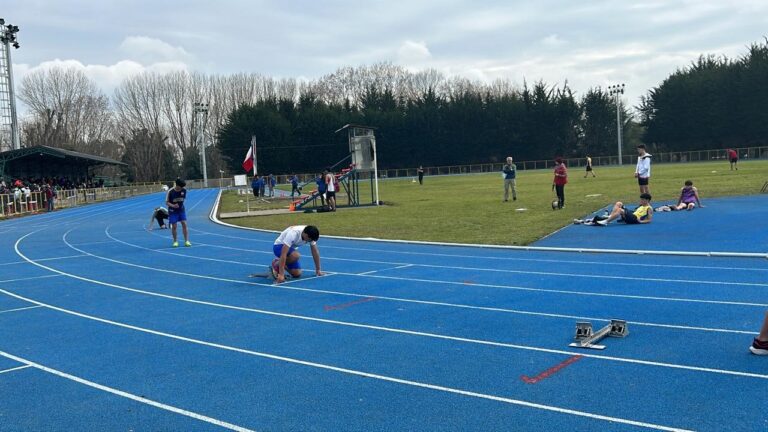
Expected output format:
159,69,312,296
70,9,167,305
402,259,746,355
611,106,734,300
209,190,768,259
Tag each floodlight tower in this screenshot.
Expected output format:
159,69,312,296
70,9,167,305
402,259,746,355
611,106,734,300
193,102,209,187
608,83,625,165
0,18,21,151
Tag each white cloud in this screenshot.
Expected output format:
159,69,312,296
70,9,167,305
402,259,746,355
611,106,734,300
541,34,566,47
119,36,193,64
397,40,432,66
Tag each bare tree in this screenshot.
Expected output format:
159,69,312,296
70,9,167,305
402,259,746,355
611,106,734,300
18,66,113,150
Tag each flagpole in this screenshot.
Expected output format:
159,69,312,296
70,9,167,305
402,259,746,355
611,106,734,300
251,135,258,176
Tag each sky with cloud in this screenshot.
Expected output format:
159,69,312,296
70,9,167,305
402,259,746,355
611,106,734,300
7,0,768,113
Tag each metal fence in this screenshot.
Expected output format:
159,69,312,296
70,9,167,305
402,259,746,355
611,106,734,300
373,146,768,179
0,183,167,218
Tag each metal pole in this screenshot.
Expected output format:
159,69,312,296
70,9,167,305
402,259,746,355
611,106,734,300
372,137,380,205
194,102,209,187
4,42,19,149
616,93,622,166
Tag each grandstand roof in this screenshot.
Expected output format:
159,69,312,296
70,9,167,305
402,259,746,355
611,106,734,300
0,145,126,166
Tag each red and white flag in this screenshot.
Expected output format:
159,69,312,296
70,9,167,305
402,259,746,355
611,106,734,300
242,136,257,174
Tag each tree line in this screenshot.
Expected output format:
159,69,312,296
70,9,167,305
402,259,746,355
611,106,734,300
16,39,768,181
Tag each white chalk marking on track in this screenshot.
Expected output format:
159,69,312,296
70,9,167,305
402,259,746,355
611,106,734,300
0,305,43,314
359,264,414,275
0,291,694,432
0,350,255,432
0,365,31,374
0,274,63,284
0,255,87,267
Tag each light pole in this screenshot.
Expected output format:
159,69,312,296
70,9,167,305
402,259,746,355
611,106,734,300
219,170,225,189
193,102,209,187
608,83,625,165
0,18,21,150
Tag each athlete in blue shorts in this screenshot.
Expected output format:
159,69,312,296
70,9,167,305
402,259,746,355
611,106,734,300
271,225,323,284
166,178,191,247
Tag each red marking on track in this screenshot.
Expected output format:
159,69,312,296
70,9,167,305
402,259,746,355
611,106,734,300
520,355,582,384
323,297,376,311
462,280,475,285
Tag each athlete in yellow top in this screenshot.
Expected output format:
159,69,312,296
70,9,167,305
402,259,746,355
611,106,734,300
596,193,653,226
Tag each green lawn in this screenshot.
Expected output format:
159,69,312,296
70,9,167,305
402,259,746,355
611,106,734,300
218,160,767,245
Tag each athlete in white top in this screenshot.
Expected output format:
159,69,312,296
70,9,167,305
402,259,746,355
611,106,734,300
271,225,323,283
634,144,652,195
325,169,337,211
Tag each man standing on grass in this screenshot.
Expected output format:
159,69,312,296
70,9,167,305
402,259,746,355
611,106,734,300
166,178,191,247
325,168,337,211
502,156,517,202
270,225,324,284
635,144,652,195
585,155,596,178
726,148,739,171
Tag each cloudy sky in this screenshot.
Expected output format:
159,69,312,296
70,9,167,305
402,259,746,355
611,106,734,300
7,0,768,112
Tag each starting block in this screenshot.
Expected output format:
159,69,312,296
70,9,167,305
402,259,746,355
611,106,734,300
569,319,629,350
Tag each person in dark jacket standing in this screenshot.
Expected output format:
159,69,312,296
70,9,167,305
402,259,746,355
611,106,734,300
553,157,568,210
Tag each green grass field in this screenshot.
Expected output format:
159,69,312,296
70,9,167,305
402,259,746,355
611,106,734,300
218,160,767,245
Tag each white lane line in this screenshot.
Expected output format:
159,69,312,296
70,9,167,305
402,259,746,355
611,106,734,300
105,229,768,310
189,227,768,273
19,233,767,377
0,305,43,314
0,291,694,432
68,240,118,247
0,364,31,374
98,228,764,332
157,236,768,288
0,274,63,284
0,255,88,267
0,350,255,432
359,264,414,275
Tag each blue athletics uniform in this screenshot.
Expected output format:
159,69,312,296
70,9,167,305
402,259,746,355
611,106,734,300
167,187,187,224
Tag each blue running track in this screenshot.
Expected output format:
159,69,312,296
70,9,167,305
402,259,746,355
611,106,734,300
1,190,767,431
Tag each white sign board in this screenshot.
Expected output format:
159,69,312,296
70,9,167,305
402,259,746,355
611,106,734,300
234,175,248,186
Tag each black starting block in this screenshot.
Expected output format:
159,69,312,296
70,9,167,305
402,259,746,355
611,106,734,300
569,319,629,350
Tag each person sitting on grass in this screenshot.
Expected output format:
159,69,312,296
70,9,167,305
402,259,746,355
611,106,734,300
271,225,324,284
596,193,653,226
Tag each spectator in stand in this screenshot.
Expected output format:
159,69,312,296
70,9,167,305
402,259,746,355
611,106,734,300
44,185,56,212
553,157,568,210
726,148,738,171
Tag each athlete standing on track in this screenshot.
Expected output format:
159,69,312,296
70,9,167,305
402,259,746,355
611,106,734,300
166,178,191,247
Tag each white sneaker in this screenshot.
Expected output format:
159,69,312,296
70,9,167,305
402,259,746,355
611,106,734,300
573,219,583,224
596,219,608,226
